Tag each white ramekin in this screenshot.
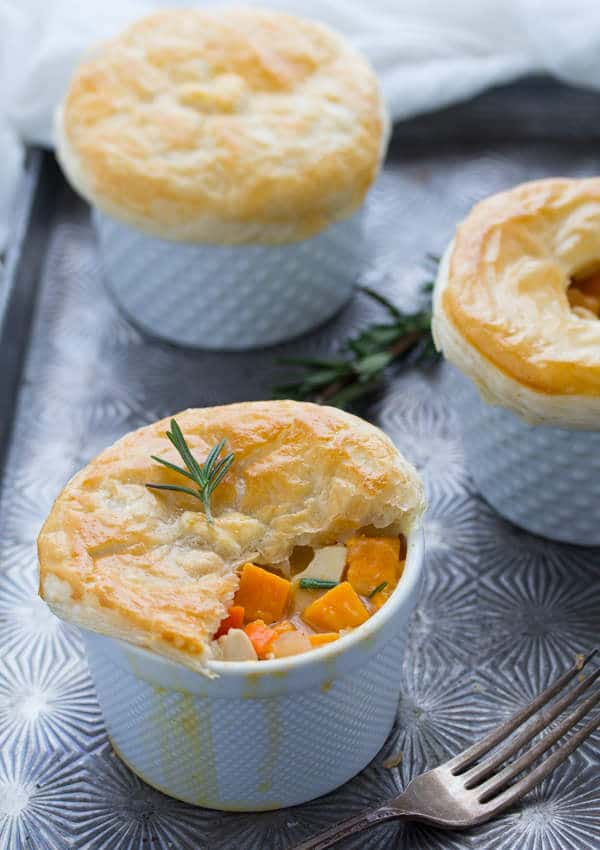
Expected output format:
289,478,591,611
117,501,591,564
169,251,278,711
81,529,424,810
93,208,368,350
451,369,600,545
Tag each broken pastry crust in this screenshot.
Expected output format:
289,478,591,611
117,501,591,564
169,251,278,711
38,401,424,673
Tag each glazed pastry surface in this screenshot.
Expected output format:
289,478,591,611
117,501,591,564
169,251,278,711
56,8,387,245
38,401,424,672
434,178,600,428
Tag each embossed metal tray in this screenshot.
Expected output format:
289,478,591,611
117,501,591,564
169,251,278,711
1,78,599,850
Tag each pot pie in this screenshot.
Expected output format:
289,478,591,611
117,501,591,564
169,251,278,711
38,401,424,673
55,7,388,246
433,178,600,428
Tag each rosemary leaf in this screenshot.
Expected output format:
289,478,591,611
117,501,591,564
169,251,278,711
150,455,196,481
146,419,235,523
145,483,204,500
326,381,378,410
203,438,227,479
369,581,388,598
300,368,354,390
354,350,393,379
274,260,439,409
279,356,352,372
358,286,403,320
299,578,338,590
207,453,235,495
167,419,204,482
349,324,402,356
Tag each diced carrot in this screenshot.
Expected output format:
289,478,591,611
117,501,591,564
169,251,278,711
245,620,296,658
346,536,401,597
234,563,291,623
214,605,245,639
244,620,277,658
309,632,339,647
302,582,369,632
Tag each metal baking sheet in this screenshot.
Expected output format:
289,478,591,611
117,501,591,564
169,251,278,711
0,78,599,850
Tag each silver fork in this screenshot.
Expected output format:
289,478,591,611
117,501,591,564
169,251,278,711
291,651,599,850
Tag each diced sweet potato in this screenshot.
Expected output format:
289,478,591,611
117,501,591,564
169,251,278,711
234,563,290,623
302,582,369,631
309,632,339,647
346,536,401,597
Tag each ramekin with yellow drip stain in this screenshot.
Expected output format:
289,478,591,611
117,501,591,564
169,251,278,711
38,401,425,809
82,529,424,810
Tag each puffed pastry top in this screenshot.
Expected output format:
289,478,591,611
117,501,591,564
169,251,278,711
55,7,388,245
433,178,600,429
38,401,424,673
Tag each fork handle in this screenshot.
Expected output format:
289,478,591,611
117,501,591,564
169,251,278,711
290,804,400,850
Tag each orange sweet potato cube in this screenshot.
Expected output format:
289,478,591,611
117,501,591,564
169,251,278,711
302,582,369,632
309,632,340,647
234,563,290,623
346,536,401,597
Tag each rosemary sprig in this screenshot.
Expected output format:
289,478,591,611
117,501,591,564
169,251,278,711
369,581,388,599
299,578,338,590
146,419,234,523
274,260,439,409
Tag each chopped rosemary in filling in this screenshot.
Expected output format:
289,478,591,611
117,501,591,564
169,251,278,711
298,578,338,590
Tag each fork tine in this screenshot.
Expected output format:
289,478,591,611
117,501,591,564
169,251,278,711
448,650,596,773
462,665,600,787
479,710,599,816
475,684,600,801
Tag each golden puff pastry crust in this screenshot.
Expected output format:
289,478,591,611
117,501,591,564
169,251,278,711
38,401,424,673
433,178,600,429
55,8,388,245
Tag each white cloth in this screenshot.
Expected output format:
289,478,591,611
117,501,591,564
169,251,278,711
1,0,600,249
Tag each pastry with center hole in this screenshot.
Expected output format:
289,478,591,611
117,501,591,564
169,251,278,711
55,8,389,350
37,401,425,809
433,177,600,544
